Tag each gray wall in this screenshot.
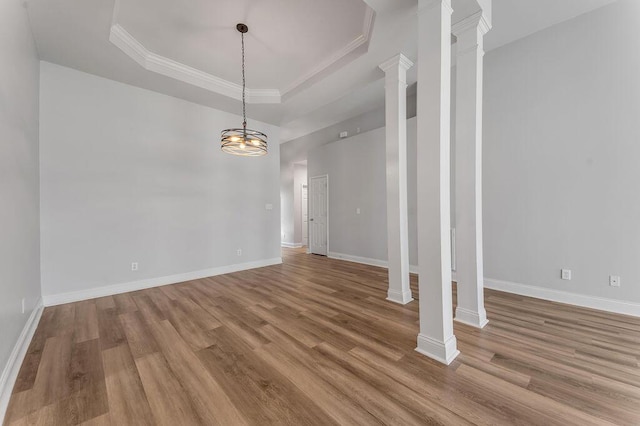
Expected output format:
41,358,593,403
308,118,420,266
280,162,295,244
0,0,41,390
281,92,418,246
483,0,640,304
292,163,308,244
280,106,386,245
40,62,282,298
280,161,307,245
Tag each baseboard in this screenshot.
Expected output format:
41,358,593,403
415,333,460,365
281,242,303,248
485,278,640,318
42,257,283,307
454,307,489,328
327,251,458,280
1,299,44,422
328,251,419,274
329,251,391,269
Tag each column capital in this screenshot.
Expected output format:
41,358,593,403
379,53,414,74
418,0,453,15
452,11,491,37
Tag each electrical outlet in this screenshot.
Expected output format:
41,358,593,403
609,275,621,287
561,269,572,280
265,204,273,210
131,262,138,271
21,298,25,314
237,249,242,256
356,208,361,215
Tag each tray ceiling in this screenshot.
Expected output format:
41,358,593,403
110,0,374,103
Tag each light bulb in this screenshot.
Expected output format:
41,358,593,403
251,139,260,146
240,142,246,150
229,136,240,142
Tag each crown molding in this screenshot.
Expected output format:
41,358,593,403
110,4,375,104
109,24,281,104
280,6,376,100
379,53,414,73
452,11,492,36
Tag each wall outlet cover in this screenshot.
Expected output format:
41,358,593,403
609,275,621,287
561,269,572,280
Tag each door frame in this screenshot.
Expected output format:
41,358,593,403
309,174,329,256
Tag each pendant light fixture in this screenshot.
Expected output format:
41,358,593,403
221,23,268,157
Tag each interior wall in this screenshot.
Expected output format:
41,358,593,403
280,162,295,244
483,0,640,304
40,62,282,298
0,0,41,392
292,163,308,245
308,118,420,266
280,93,418,247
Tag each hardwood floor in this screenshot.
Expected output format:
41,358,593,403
5,248,640,425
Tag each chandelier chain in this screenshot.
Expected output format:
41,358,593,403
241,31,247,130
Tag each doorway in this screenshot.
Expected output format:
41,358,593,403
309,175,328,256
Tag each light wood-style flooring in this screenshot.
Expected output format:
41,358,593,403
5,248,640,425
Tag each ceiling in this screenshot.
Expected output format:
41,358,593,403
25,0,616,143
484,0,616,51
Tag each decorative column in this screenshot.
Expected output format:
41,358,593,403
379,54,414,305
453,12,490,328
415,0,459,365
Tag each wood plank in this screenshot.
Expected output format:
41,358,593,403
135,352,203,425
74,302,99,343
102,345,154,425
119,311,160,359
146,319,248,425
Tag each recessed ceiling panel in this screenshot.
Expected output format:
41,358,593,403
115,0,372,92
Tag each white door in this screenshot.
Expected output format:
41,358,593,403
309,175,328,255
302,184,308,246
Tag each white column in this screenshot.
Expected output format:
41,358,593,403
415,0,459,365
453,12,490,329
379,54,414,305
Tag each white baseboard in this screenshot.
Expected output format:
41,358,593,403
485,278,640,318
42,258,283,307
328,251,420,274
416,333,460,365
327,251,459,281
281,242,303,248
454,307,489,328
1,299,44,421
329,251,390,268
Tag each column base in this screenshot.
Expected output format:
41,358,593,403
415,333,460,365
386,289,414,305
454,307,489,329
